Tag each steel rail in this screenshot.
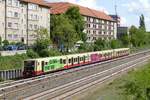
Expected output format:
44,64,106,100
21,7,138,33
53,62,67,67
26,54,150,100
0,49,149,90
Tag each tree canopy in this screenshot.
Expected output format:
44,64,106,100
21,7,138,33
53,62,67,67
65,6,86,41
139,14,146,31
51,14,78,52
50,6,87,52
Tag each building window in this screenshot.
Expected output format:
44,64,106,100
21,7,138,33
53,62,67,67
13,34,18,38
93,37,96,41
8,34,12,38
86,30,88,34
8,0,12,5
8,22,12,28
30,14,33,19
7,11,12,17
30,24,33,30
88,30,91,34
93,31,96,34
14,0,19,7
14,23,18,29
99,31,102,34
34,25,38,30
28,3,38,10
35,15,38,20
14,12,19,18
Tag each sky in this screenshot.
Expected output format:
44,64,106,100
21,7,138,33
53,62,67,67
46,0,150,31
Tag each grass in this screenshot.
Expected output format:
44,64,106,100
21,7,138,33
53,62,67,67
130,45,150,53
0,54,28,70
76,61,150,100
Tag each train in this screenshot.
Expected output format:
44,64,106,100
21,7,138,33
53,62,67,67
23,48,130,77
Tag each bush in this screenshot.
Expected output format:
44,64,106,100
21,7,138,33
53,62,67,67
39,49,62,57
0,54,28,70
27,49,39,58
48,49,62,56
39,49,50,57
2,40,9,46
0,46,3,51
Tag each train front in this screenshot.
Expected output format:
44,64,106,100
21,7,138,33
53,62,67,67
23,60,36,77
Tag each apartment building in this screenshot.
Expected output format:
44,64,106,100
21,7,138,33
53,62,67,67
0,0,50,45
49,2,117,43
109,15,121,27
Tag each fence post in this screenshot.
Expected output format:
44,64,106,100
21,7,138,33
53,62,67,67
0,69,22,80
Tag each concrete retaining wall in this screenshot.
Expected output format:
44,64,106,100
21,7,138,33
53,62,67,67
0,50,26,56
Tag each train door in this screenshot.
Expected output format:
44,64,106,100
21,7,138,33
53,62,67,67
71,57,74,65
83,56,86,63
78,56,80,64
41,61,45,72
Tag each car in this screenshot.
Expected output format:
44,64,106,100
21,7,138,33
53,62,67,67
17,45,26,50
4,45,18,51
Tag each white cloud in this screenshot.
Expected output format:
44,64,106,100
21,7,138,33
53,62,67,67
123,0,150,30
120,17,127,26
123,0,150,14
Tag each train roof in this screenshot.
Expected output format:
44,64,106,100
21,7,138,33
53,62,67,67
25,48,129,61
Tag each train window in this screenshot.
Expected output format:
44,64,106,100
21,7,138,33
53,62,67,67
60,59,63,64
69,59,71,63
74,58,76,62
49,60,52,64
53,59,57,63
80,57,82,61
45,62,48,65
75,58,77,62
51,65,54,69
38,62,40,66
63,60,66,64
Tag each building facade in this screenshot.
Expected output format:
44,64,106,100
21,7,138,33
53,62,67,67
109,15,121,27
117,27,129,39
49,2,117,43
83,16,117,43
0,0,50,45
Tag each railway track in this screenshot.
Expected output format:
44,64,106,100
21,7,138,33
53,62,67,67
0,50,150,99
25,55,150,100
0,49,148,89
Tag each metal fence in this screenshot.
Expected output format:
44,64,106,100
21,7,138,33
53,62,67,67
0,69,23,80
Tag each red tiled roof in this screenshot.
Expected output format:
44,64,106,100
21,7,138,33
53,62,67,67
48,2,113,21
21,0,50,8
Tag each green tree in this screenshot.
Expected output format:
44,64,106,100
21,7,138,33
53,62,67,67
35,28,50,40
0,37,2,46
139,14,146,31
94,38,106,51
78,43,94,52
2,40,9,47
27,49,39,58
110,39,122,49
130,26,146,47
51,15,78,52
120,33,130,47
65,6,86,41
34,28,51,57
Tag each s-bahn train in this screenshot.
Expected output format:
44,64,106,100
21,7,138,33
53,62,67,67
23,48,130,77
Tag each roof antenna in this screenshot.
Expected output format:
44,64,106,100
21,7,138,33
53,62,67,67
114,0,118,26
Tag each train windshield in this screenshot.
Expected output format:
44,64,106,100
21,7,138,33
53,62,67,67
24,61,35,70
